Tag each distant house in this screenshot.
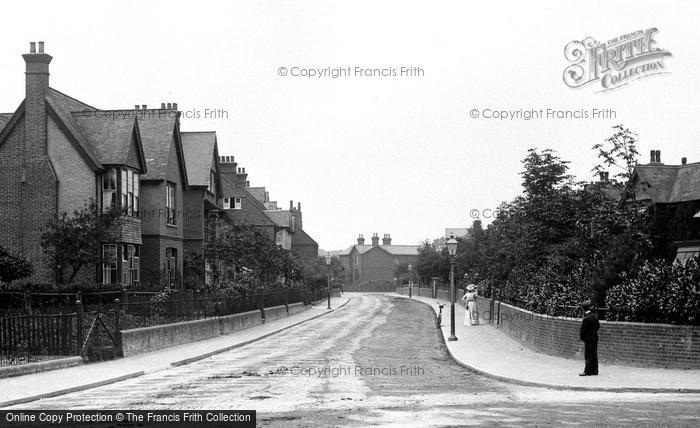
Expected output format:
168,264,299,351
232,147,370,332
338,234,418,284
218,155,319,257
628,150,700,262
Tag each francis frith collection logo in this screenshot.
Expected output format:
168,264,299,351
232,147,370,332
563,28,672,92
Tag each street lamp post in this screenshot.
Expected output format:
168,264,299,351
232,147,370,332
446,235,459,341
408,264,413,298
325,255,332,309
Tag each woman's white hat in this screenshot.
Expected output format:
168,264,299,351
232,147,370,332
466,284,476,291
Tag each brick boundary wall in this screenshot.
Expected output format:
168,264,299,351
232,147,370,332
473,297,700,370
396,288,700,369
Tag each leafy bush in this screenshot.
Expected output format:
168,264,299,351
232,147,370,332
607,258,700,325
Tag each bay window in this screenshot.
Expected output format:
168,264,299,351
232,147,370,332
101,168,117,212
102,244,118,284
166,182,176,225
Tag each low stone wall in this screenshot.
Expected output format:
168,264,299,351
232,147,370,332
0,356,83,379
475,297,700,369
121,303,311,357
397,287,465,302
264,305,289,323
288,302,306,316
344,282,396,292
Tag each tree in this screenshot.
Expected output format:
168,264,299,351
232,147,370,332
592,124,639,182
40,199,120,285
205,223,302,291
0,246,33,286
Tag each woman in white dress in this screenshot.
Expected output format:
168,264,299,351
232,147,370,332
460,284,479,326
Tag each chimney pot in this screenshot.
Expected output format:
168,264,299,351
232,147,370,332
173,102,178,110
161,103,166,109
166,103,172,109
134,105,140,110
298,202,301,211
656,150,661,163
290,200,293,211
29,42,36,53
682,157,687,165
141,104,147,110
38,42,44,53
650,150,655,163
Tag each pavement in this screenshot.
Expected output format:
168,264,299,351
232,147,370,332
396,293,700,393
0,297,350,408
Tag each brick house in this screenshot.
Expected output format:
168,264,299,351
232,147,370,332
181,131,226,285
628,150,700,262
0,42,147,286
136,106,189,288
218,155,318,257
338,234,418,284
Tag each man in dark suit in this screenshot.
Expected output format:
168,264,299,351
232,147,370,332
579,303,600,376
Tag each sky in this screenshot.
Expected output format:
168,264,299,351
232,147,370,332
1,0,699,251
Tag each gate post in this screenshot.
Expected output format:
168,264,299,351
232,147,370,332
114,298,122,358
75,292,83,357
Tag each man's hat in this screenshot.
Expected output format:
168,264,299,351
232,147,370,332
581,302,591,310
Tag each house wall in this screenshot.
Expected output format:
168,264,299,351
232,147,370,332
139,139,185,287
360,248,396,282
0,119,25,259
47,117,95,217
0,113,59,285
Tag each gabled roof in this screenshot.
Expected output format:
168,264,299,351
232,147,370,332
292,229,318,247
181,131,217,186
247,187,267,204
134,109,187,185
264,210,291,228
335,246,354,256
351,245,375,255
70,111,142,168
633,162,700,203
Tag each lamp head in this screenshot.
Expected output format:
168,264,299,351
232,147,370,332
446,235,458,257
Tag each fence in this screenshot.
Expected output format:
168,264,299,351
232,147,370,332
0,287,326,366
0,313,79,367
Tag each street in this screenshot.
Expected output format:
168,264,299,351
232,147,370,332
11,294,700,427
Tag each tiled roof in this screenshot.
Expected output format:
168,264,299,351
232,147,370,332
292,229,318,247
334,246,353,256
348,244,418,256
264,210,291,228
634,163,700,203
181,131,216,186
133,110,181,181
247,187,267,204
71,111,136,167
353,245,375,255
0,113,12,131
47,88,96,111
46,90,103,169
379,245,419,256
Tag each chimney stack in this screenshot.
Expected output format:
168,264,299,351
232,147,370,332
357,234,365,245
289,200,293,211
682,157,687,165
23,41,52,157
598,171,609,182
371,233,380,246
656,150,661,163
650,150,662,164
382,234,392,246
